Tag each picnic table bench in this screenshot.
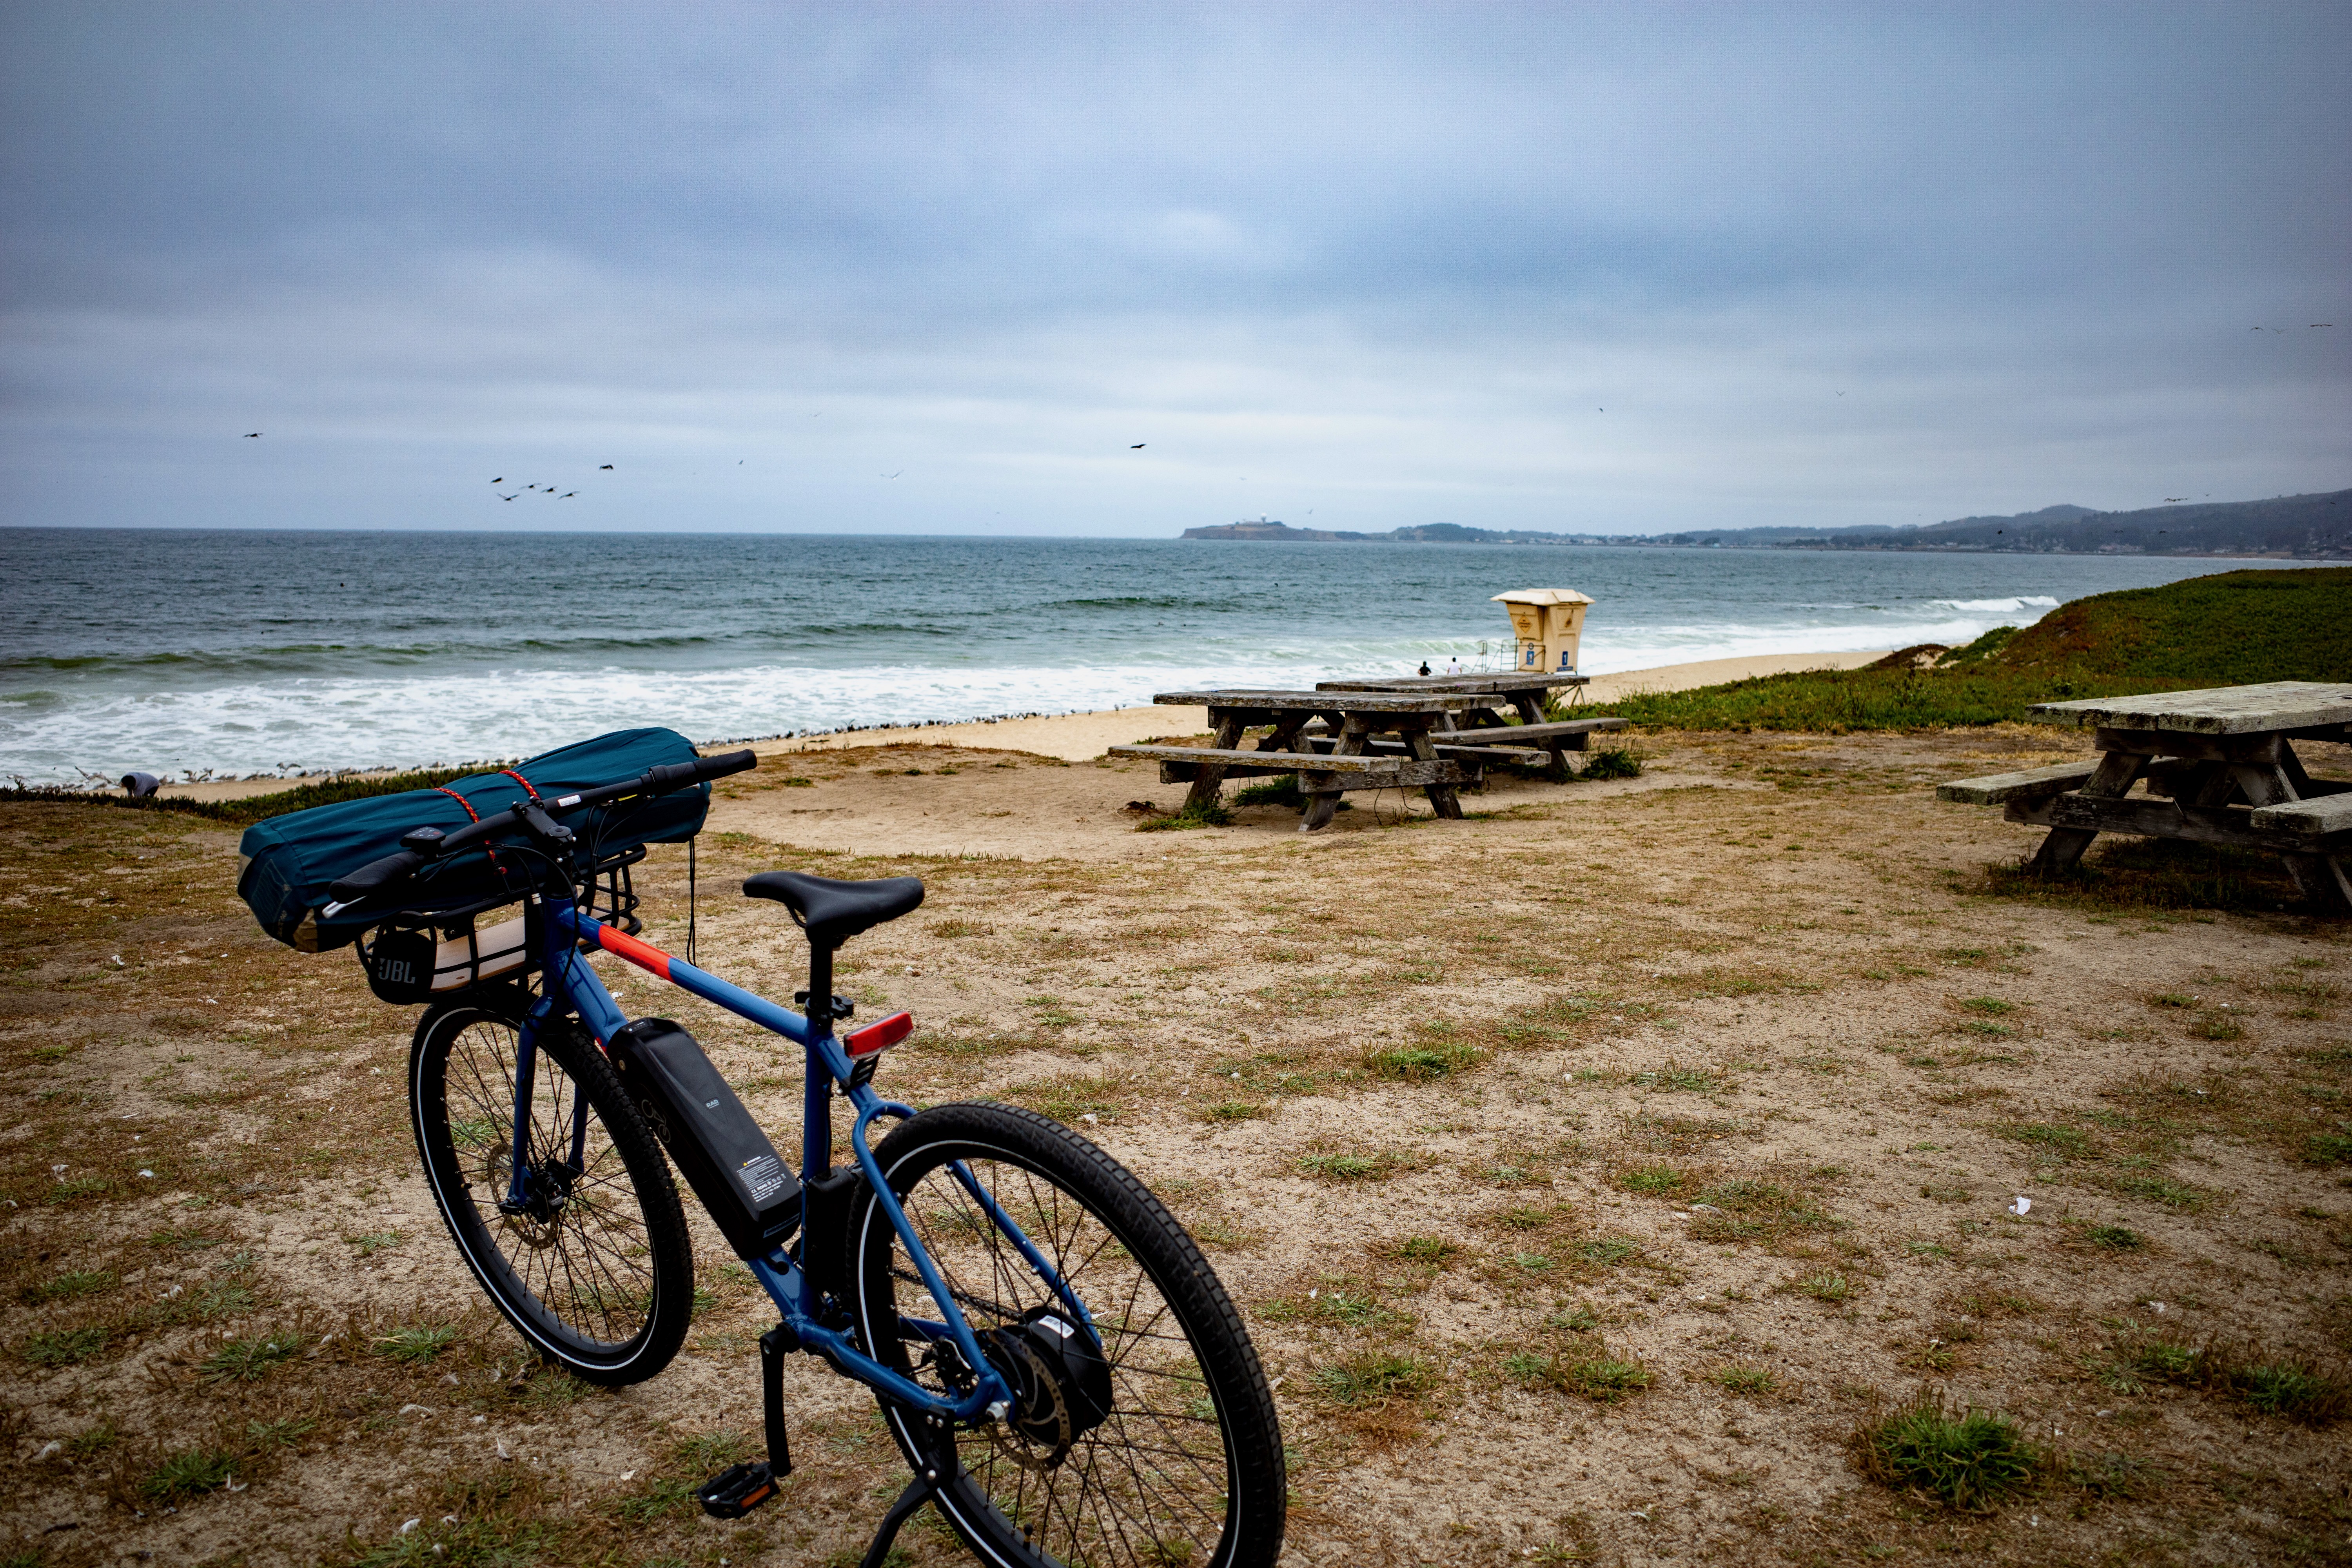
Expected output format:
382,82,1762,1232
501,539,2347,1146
1936,680,2352,910
1109,675,1625,832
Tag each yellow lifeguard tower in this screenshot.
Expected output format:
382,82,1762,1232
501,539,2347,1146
1492,589,1593,675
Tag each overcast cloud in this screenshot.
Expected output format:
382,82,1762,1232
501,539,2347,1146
2,1,2346,536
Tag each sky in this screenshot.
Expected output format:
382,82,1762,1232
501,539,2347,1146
2,1,2347,538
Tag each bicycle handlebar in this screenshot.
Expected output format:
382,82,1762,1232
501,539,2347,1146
323,748,755,915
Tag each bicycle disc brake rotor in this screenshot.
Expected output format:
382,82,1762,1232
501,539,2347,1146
483,1145,569,1250
980,1306,1114,1472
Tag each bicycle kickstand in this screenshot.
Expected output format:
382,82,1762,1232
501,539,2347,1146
859,1459,944,1568
694,1325,796,1519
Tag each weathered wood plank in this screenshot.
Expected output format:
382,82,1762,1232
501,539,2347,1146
1154,690,1487,713
2007,793,2272,850
2030,682,2352,735
2090,727,2283,764
1315,674,1590,695
1935,762,2099,805
2247,791,2352,843
1114,744,1431,774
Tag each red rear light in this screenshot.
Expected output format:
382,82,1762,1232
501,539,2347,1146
844,1011,914,1058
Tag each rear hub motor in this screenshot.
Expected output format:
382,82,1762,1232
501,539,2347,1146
981,1305,1114,1471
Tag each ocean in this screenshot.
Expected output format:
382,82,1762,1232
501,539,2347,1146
0,528,2307,784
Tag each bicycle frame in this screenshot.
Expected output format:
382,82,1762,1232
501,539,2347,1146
499,891,1036,1425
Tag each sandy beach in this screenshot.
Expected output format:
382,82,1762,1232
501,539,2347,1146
6,711,2349,1565
156,650,1893,798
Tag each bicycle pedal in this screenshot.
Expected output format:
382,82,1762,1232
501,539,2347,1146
695,1461,778,1520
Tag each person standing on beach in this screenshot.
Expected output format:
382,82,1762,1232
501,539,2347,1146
1445,655,1462,675
1418,661,1431,676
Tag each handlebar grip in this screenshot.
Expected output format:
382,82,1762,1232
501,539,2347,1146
646,750,757,790
326,848,424,907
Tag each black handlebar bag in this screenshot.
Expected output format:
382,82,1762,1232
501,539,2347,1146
237,727,714,954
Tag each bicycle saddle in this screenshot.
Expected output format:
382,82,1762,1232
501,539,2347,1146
742,871,924,950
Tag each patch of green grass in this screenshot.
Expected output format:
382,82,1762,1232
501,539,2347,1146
345,1229,404,1258
1960,997,2015,1015
1136,800,1233,831
1996,1122,2094,1160
2226,1360,2348,1422
1310,1351,1436,1409
1613,1164,1690,1196
2192,1018,2246,1042
2305,1130,2352,1166
1363,1040,1480,1080
2112,1174,2209,1210
1578,748,1643,780
1508,1342,1652,1403
1233,777,1306,808
1630,1065,1720,1092
372,1324,457,1363
20,1326,108,1367
1394,1236,1461,1263
1797,1270,1854,1303
139,1445,241,1501
1715,1365,1777,1396
1575,1238,1642,1266
1298,1150,1406,1181
200,1330,303,1382
18,1269,115,1305
1857,1396,2042,1510
615,1476,699,1523
2085,1225,2145,1251
1202,1100,1264,1122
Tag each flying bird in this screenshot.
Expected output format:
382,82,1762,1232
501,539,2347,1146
561,492,576,498
491,477,503,483
243,432,261,438
881,470,904,479
2164,497,2186,503
500,493,518,501
1130,443,1145,449
599,464,615,470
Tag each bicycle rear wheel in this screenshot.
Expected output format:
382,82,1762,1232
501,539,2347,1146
844,1101,1285,1568
410,1000,692,1385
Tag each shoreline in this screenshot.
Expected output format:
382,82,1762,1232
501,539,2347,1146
148,650,1891,801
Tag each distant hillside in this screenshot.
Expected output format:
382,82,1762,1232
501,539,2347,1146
1180,489,2352,557
1633,490,2351,556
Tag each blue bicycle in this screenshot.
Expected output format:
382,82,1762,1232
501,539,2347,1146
321,750,1285,1568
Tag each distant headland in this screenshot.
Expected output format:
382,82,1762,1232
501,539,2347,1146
1180,488,2352,558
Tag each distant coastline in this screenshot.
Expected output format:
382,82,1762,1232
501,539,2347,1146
1181,488,2352,559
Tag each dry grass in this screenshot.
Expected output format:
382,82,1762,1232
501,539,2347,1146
6,727,2352,1564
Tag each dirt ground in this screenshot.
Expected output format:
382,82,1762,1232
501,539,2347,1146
5,727,2350,1567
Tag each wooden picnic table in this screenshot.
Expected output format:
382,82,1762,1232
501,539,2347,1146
1315,671,1599,774
1935,681,2352,910
1109,679,1626,832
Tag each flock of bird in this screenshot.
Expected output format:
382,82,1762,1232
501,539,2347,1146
485,463,615,500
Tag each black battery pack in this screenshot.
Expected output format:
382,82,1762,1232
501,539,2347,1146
607,1017,802,1259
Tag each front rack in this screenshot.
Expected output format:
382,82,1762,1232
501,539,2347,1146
354,845,650,1004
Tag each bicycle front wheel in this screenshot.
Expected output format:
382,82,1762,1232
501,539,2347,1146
844,1102,1285,1568
409,1001,692,1385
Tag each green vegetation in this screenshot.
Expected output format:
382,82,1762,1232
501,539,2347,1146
1311,1351,1436,1409
1857,1396,2042,1510
1506,1341,1652,1403
372,1323,457,1363
1579,567,2352,733
1136,799,1234,831
1363,1040,1480,1080
1579,746,1643,780
0,764,488,825
200,1330,304,1382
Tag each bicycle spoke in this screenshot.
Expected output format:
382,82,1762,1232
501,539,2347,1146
878,1151,1234,1568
